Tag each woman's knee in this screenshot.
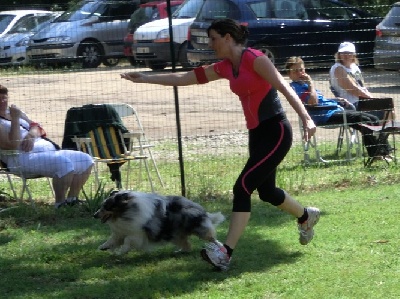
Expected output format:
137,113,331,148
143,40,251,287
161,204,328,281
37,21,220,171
232,183,252,212
259,188,285,206
61,150,93,173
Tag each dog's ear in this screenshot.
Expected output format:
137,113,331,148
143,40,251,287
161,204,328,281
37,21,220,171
108,189,119,197
113,191,131,205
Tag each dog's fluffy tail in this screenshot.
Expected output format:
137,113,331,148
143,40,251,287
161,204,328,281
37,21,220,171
207,212,225,226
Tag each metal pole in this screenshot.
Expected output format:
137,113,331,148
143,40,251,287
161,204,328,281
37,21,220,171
166,0,186,196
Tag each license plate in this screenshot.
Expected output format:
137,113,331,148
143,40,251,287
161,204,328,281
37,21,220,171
388,36,400,44
197,37,209,44
136,47,149,54
0,52,7,58
30,48,42,55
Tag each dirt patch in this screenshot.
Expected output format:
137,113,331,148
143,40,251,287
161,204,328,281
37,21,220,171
2,66,398,147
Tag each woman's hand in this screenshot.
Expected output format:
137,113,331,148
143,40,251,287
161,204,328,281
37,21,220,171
9,104,22,119
20,133,35,152
303,119,316,141
120,72,146,83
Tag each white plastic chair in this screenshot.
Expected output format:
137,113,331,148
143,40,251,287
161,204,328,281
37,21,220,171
0,149,54,208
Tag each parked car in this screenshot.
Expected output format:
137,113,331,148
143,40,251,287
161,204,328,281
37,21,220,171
0,12,60,67
0,10,52,38
132,0,203,70
187,0,381,70
124,0,184,66
26,0,139,68
374,2,400,71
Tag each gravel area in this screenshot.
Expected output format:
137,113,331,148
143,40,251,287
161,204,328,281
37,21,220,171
1,65,399,156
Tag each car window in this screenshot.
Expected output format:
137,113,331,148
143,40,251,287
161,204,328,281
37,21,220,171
99,3,136,21
380,6,400,27
249,1,272,18
150,7,161,20
306,0,359,20
196,0,241,21
169,5,181,16
9,15,53,34
173,0,203,19
274,0,308,19
56,1,102,22
7,14,35,33
0,14,16,33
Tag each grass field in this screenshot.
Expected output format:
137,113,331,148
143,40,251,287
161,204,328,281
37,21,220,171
1,142,399,299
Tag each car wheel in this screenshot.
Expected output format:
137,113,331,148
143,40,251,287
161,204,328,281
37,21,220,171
145,60,167,70
77,42,102,68
103,58,119,67
179,42,201,69
256,45,276,65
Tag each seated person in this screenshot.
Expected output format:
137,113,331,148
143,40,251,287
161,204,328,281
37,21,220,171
329,41,393,120
0,85,94,208
285,56,391,159
329,42,371,108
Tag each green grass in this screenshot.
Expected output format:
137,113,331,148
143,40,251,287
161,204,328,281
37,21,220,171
1,142,400,298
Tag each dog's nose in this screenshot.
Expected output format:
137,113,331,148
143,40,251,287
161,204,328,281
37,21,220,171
93,211,99,218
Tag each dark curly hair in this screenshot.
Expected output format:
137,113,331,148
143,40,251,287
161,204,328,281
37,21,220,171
207,18,249,45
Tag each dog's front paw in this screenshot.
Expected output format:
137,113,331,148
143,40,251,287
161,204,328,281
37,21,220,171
98,243,111,251
113,248,129,256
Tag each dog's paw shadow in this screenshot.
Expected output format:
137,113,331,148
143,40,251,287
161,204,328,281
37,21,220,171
101,247,196,267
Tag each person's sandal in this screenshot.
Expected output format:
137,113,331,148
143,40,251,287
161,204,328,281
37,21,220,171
65,197,84,206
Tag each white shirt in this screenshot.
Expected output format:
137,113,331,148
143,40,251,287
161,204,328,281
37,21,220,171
329,62,368,105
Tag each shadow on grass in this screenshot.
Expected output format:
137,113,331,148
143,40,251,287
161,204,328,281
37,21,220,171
0,200,305,298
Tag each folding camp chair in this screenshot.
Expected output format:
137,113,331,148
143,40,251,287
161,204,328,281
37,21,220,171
299,105,361,164
63,104,155,191
0,149,54,208
106,103,164,189
357,97,400,167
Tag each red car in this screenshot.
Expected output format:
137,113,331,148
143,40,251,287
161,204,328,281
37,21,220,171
124,0,183,65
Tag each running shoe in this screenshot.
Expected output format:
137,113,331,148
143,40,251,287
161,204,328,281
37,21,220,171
200,241,231,271
298,207,320,245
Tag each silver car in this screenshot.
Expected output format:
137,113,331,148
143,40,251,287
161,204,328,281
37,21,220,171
26,0,139,68
0,12,59,67
374,2,400,71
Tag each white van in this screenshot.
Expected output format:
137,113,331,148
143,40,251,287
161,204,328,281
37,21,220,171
132,0,202,70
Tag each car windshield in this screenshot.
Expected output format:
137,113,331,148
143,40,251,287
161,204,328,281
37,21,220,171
55,1,104,22
381,6,400,27
172,0,203,19
130,6,156,26
8,14,54,34
0,14,16,33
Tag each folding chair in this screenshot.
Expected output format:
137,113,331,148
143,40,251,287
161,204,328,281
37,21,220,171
299,105,361,164
106,103,164,189
357,97,400,167
63,104,155,191
0,149,54,208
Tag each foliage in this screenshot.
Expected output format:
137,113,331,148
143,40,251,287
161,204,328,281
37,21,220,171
81,181,115,214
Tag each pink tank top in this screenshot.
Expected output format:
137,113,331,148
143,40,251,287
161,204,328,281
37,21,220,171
213,48,283,129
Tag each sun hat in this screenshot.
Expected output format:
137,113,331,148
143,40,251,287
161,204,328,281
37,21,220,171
338,42,356,53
